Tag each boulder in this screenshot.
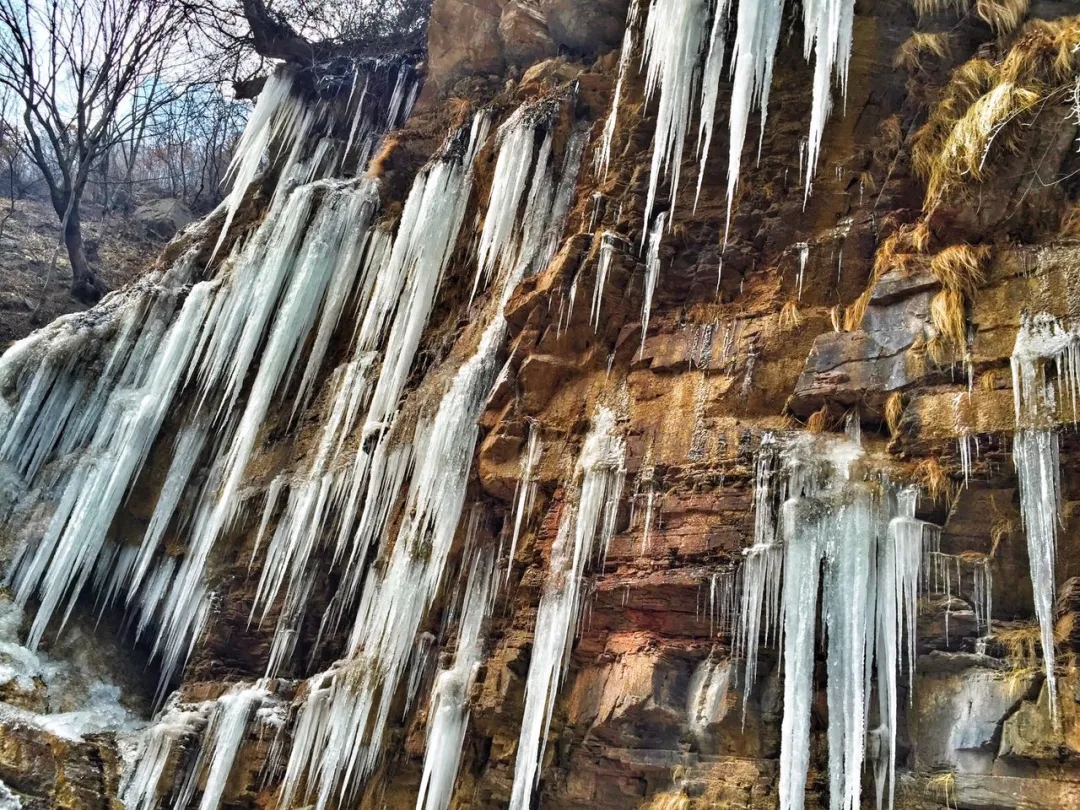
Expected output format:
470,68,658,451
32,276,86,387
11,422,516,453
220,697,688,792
133,199,193,239
428,0,506,85
538,0,630,55
499,1,557,67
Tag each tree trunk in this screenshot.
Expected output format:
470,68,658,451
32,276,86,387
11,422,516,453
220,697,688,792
63,201,106,304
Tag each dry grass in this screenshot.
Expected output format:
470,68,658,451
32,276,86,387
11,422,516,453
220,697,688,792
998,622,1043,666
976,0,1030,35
843,288,873,332
930,288,968,355
367,136,402,178
930,244,990,295
909,332,929,360
645,791,690,810
885,392,905,436
807,404,830,433
779,299,803,331
928,770,957,810
914,18,1080,208
1059,204,1080,238
914,0,968,19
915,457,951,503
829,305,843,333
1056,610,1075,645
895,31,954,72
978,369,999,391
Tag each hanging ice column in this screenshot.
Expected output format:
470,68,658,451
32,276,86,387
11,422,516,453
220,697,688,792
635,0,856,237
508,407,626,810
277,100,586,810
416,548,496,810
1009,313,1080,727
741,431,934,810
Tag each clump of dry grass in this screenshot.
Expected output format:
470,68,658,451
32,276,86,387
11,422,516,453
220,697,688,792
885,392,905,436
978,369,999,391
930,244,990,295
930,288,968,359
895,31,954,72
843,288,873,332
1058,204,1080,239
928,770,957,810
829,305,843,333
915,457,951,503
1056,610,1075,645
976,0,1030,35
779,299,803,331
646,791,690,810
909,332,929,360
914,0,967,20
807,404,831,433
913,18,1080,208
998,622,1043,666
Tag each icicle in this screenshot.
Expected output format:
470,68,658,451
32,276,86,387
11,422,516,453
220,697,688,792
1013,428,1061,726
592,233,620,331
508,407,625,810
822,482,875,810
120,700,207,810
279,103,580,810
595,0,641,178
795,242,809,301
687,657,732,735
1010,313,1080,727
210,71,308,261
507,424,542,583
416,548,496,810
176,686,271,810
641,213,666,355
801,0,857,200
777,496,824,810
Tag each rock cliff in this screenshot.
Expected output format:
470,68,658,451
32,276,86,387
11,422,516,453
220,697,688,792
1,1,1080,809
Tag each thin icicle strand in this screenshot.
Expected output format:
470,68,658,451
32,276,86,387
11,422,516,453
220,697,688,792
508,407,626,810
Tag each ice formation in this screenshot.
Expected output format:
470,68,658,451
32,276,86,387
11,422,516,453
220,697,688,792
741,431,936,810
1009,313,1080,726
277,100,584,810
687,657,732,735
634,0,856,239
416,548,496,810
508,406,626,810
508,423,543,582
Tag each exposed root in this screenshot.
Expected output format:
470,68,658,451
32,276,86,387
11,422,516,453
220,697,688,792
779,299,803,331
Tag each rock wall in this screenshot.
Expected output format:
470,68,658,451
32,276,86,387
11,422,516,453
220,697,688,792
3,1,1080,809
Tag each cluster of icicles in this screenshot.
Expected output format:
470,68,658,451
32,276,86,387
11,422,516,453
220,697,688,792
0,55,607,809
735,424,938,810
597,0,855,240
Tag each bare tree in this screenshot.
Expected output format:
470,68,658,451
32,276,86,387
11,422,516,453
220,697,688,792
0,0,193,302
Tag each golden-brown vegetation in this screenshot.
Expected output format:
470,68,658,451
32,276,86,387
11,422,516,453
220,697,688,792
930,288,968,358
913,18,1080,209
976,0,1031,35
779,299,803,331
895,31,954,72
843,288,873,332
930,244,990,295
885,391,905,436
915,457,951,503
807,404,830,433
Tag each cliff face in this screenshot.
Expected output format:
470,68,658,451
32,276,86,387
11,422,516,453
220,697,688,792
1,1,1080,810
